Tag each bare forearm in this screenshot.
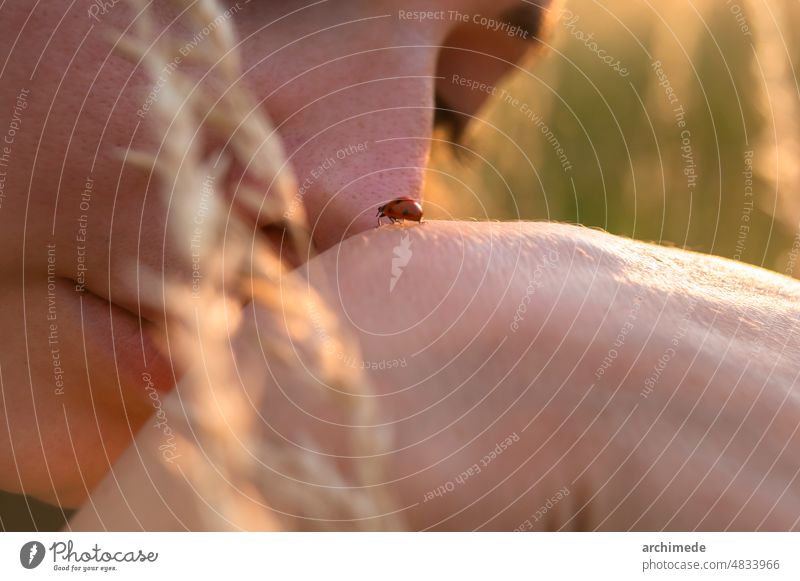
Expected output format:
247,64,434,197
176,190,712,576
310,220,800,530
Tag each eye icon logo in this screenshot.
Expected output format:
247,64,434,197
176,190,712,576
20,541,46,569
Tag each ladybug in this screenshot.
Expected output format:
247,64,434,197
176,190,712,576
376,197,424,227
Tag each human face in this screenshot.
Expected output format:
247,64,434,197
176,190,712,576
0,0,553,506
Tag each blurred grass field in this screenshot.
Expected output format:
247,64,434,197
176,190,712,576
427,0,800,277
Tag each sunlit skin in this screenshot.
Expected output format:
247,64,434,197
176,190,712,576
2,0,800,531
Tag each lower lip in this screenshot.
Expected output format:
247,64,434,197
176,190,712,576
54,226,298,399
57,278,175,397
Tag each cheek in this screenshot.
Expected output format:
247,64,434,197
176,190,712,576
0,4,165,279
276,94,434,249
8,2,442,256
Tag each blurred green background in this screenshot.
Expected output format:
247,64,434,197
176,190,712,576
427,0,800,277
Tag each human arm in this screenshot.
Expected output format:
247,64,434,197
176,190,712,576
70,220,800,531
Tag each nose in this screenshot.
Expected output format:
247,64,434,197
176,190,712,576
254,48,438,252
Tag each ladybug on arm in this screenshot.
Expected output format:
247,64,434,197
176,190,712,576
376,197,424,227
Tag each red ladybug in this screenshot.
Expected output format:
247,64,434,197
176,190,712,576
376,197,423,227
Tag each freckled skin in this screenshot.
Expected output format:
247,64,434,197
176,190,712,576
376,197,424,226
